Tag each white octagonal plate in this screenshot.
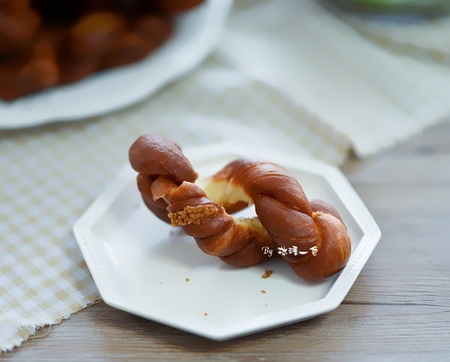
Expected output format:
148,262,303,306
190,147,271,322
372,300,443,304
73,143,381,341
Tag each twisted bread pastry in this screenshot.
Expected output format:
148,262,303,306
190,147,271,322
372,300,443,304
129,135,351,281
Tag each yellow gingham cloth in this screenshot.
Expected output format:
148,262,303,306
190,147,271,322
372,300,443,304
2,0,450,353
0,58,350,352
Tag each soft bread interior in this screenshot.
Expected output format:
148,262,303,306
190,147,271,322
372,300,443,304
234,216,269,236
196,179,253,209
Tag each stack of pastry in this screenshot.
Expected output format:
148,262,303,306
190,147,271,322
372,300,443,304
0,0,204,101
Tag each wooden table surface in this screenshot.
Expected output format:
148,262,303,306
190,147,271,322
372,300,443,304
4,120,450,361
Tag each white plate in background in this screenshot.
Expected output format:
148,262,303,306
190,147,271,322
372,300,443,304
73,143,381,341
0,0,233,129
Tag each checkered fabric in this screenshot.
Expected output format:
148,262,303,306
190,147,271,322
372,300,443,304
0,57,349,352
2,0,450,353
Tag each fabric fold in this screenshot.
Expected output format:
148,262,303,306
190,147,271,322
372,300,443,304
218,0,450,157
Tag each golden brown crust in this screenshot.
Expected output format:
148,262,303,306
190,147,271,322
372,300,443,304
130,134,198,223
310,199,344,223
130,134,198,183
290,212,351,280
163,182,273,259
129,134,352,281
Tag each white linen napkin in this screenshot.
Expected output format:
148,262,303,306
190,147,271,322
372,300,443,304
218,0,450,157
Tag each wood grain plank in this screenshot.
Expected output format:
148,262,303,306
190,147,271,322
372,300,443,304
3,121,450,361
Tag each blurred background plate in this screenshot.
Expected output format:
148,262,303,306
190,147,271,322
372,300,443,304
0,0,233,129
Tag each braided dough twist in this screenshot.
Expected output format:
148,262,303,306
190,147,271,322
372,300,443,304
129,134,351,281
